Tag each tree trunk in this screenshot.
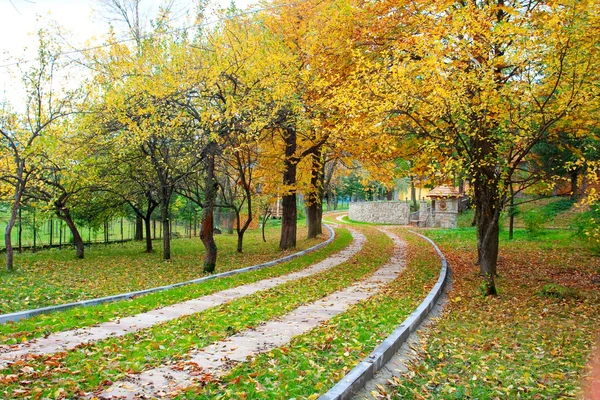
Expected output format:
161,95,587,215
33,208,37,251
570,170,579,201
411,180,417,209
161,196,171,260
18,208,22,253
280,126,298,250
135,215,143,241
236,190,253,253
144,217,153,253
5,187,22,272
306,151,324,239
474,176,500,296
201,150,218,273
508,185,515,240
581,172,588,199
58,208,85,259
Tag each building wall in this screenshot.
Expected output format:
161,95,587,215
348,201,410,225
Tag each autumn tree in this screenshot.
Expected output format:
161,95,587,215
0,30,81,271
348,0,600,294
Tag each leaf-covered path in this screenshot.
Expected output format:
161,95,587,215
97,229,405,398
0,229,366,369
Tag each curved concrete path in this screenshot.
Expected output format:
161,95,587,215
95,229,406,399
0,229,366,369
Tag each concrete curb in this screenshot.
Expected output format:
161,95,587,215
0,224,336,325
319,230,450,400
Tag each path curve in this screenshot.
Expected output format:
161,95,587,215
0,227,364,370
95,229,406,399
319,227,450,400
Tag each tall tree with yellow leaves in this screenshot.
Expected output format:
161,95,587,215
348,0,600,294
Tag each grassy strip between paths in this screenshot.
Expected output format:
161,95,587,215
0,227,393,399
376,227,600,399
0,228,350,344
178,228,442,399
0,225,318,314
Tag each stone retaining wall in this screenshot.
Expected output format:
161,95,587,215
348,201,410,225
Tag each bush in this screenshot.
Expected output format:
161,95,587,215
522,209,546,235
572,203,600,253
538,283,580,299
541,198,575,217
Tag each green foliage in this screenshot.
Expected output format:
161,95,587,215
542,198,575,216
521,208,546,236
572,203,600,253
538,283,580,300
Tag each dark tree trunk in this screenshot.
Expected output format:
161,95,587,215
135,215,143,241
201,150,218,273
411,180,417,209
279,126,298,250
33,209,37,250
49,218,54,247
18,208,22,254
306,151,324,239
508,185,515,240
570,170,579,201
104,220,109,244
473,174,501,296
161,196,171,260
262,208,271,243
57,208,85,259
235,188,252,253
144,217,153,253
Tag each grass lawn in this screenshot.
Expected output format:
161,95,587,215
0,226,392,399
376,226,600,399
0,224,322,314
181,228,442,399
0,228,351,344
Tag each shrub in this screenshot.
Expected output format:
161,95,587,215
538,283,580,299
541,198,575,217
522,208,546,235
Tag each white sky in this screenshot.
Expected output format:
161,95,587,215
0,0,255,105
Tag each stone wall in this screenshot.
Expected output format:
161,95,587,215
348,201,410,225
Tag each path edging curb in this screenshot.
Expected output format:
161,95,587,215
0,224,335,325
319,230,450,400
